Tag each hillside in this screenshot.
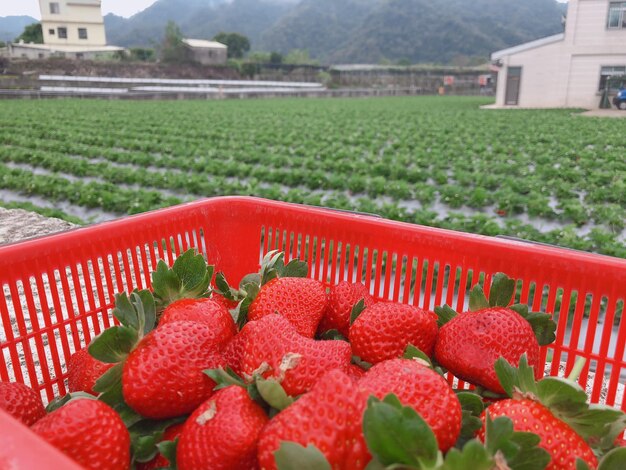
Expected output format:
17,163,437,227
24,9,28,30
0,16,38,42
104,0,566,64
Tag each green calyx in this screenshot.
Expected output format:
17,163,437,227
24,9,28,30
151,249,213,311
215,250,309,329
275,442,332,470
130,419,183,466
495,355,626,458
435,272,557,347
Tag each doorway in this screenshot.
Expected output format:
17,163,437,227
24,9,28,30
505,67,522,105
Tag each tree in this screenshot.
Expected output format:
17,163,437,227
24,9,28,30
269,52,283,65
160,21,185,63
15,23,43,44
0,41,6,48
212,32,250,59
284,49,318,66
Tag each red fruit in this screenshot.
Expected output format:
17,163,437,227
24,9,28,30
478,399,598,470
248,277,327,337
240,314,351,396
159,298,236,349
318,281,375,337
349,302,438,364
123,321,224,419
347,363,367,381
178,386,269,470
67,348,115,395
137,423,184,470
257,370,369,470
0,381,46,426
434,307,541,393
222,332,246,376
359,359,462,452
31,399,130,470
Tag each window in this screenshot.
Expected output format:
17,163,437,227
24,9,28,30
49,29,55,35
78,28,88,40
50,2,60,14
608,2,626,29
57,27,67,39
599,66,626,91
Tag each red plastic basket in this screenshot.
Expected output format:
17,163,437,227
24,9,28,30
1,196,625,466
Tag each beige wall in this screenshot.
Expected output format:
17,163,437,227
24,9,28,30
187,47,228,66
494,0,626,109
39,0,107,47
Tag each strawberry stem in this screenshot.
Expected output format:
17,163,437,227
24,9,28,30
567,357,587,382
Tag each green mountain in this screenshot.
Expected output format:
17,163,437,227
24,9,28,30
103,0,567,64
0,16,38,42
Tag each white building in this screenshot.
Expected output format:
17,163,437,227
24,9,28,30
9,0,124,59
491,0,626,108
182,39,228,66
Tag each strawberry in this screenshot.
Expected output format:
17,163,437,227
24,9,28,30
0,380,46,426
347,363,367,381
359,358,462,451
240,314,351,396
479,399,597,470
317,281,375,337
158,297,236,349
177,386,269,470
211,292,239,311
31,398,130,470
349,302,438,364
222,332,246,376
248,277,327,338
257,370,369,470
137,423,184,470
67,348,115,395
476,355,626,470
433,273,555,394
123,320,225,419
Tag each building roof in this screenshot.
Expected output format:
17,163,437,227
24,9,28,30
182,39,227,50
491,33,565,61
10,42,124,53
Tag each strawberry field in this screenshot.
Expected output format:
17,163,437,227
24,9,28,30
0,96,625,258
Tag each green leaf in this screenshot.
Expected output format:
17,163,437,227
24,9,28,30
488,273,516,307
260,250,285,285
132,289,157,336
239,273,262,290
204,367,247,390
441,440,494,470
494,355,538,398
113,292,140,330
510,305,557,346
598,447,626,470
576,458,593,470
172,249,212,297
363,394,439,469
536,377,587,409
214,272,242,302
281,259,309,278
130,417,184,464
156,438,178,469
469,285,489,311
256,378,294,411
88,326,138,364
350,298,367,325
456,392,485,417
236,281,260,328
434,305,457,328
151,260,182,306
275,442,332,470
352,356,373,371
403,344,433,368
45,392,96,413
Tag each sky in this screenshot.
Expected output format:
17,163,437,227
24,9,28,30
0,0,570,19
0,0,158,19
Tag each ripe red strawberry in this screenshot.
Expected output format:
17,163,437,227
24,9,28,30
159,297,237,348
359,359,462,452
478,399,597,470
123,320,225,418
211,292,239,311
67,348,115,395
435,307,541,393
222,332,246,376
257,370,369,470
137,423,184,470
178,386,269,470
248,277,327,338
350,302,438,364
318,281,375,337
31,399,130,470
347,363,367,381
240,314,351,396
0,381,46,426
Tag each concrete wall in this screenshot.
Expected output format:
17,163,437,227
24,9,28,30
8,44,115,60
39,0,107,46
186,47,228,66
493,0,626,109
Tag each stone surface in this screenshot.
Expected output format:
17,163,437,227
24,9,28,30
0,207,77,246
